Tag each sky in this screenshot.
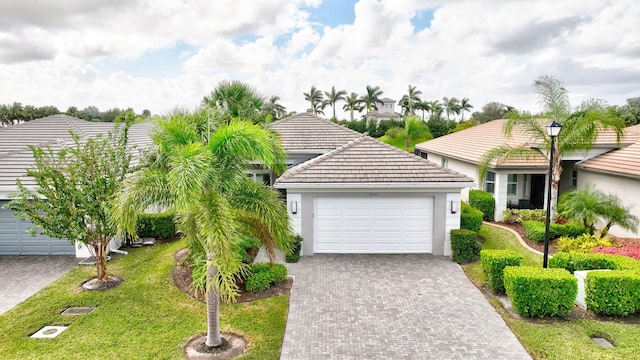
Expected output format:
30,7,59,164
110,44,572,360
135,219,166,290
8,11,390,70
1,0,639,119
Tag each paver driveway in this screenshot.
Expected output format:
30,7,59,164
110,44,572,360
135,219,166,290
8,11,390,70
0,256,78,315
281,254,531,359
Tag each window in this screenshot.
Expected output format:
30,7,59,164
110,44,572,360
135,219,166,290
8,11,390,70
484,171,495,193
572,170,578,187
441,157,448,168
507,174,518,196
523,175,528,196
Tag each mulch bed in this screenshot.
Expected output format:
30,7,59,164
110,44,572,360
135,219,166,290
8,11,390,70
491,221,559,255
172,248,292,304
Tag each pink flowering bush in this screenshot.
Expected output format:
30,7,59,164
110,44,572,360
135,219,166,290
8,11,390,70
592,245,640,261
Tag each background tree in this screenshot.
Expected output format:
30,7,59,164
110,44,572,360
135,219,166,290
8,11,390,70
459,98,473,122
10,113,134,284
324,86,347,120
471,102,512,124
261,95,287,121
429,100,444,121
303,86,325,116
113,109,292,349
360,85,384,116
427,118,456,138
399,85,422,115
343,92,363,121
479,75,626,220
202,80,265,122
82,106,102,122
416,100,432,121
443,96,461,121
383,115,432,151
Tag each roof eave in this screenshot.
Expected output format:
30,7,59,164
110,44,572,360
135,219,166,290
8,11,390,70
274,181,475,190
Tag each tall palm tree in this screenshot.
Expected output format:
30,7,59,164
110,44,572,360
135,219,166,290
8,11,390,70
416,101,432,121
400,85,422,115
459,98,473,122
324,86,347,120
430,100,444,121
202,80,265,122
262,95,287,121
383,115,432,151
343,92,363,121
113,109,292,349
443,97,461,121
479,75,626,220
360,85,384,116
303,86,325,116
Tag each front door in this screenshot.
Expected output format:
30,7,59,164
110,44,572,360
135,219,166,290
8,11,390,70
530,174,546,209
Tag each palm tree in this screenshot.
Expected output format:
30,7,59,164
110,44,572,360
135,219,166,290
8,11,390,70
113,108,292,349
303,86,325,116
479,75,626,221
202,80,265,122
443,97,461,121
324,86,347,120
360,85,384,116
459,98,473,122
262,95,287,121
430,100,444,121
383,115,432,151
400,85,422,115
343,92,363,121
416,101,432,121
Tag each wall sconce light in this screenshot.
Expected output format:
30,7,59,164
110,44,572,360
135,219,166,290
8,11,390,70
451,201,459,214
291,201,298,215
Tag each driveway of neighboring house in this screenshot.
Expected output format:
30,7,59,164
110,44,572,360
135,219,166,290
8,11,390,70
281,254,531,360
0,256,78,315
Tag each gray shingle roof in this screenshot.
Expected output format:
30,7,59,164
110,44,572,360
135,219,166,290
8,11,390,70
274,135,474,186
0,114,153,191
268,113,362,152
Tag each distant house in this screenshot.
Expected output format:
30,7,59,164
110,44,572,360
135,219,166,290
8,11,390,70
414,119,640,232
367,98,403,123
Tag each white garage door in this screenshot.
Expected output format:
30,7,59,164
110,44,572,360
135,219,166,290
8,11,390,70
314,196,433,253
0,202,75,255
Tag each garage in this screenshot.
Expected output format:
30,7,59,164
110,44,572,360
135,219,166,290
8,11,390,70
314,196,433,253
0,202,75,255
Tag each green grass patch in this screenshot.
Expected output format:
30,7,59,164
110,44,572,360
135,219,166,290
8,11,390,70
464,224,640,359
0,239,288,360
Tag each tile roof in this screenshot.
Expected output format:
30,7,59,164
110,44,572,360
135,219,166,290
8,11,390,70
0,114,153,190
577,124,640,179
414,119,638,169
268,113,362,152
274,135,474,186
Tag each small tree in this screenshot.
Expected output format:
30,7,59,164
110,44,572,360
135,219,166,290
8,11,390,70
10,116,133,283
383,115,432,151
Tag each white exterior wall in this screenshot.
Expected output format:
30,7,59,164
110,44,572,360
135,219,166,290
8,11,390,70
286,193,303,255
578,171,640,238
444,192,461,256
428,154,478,203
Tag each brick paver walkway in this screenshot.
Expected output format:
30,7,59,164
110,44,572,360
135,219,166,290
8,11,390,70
281,254,531,359
0,256,78,315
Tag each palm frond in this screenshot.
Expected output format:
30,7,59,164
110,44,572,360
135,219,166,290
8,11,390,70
534,75,571,121
478,145,541,183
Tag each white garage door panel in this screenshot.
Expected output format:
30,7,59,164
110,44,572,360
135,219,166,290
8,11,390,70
314,196,433,254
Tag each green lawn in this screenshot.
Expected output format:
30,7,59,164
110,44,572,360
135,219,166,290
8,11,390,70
0,239,288,360
465,224,640,360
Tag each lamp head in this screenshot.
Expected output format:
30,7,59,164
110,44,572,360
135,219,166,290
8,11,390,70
546,121,562,138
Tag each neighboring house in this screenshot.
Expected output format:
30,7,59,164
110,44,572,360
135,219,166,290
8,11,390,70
0,114,153,256
270,113,474,257
367,97,402,123
413,119,640,233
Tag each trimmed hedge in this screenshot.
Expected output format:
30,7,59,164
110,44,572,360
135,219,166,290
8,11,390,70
586,270,640,316
461,202,483,232
522,220,548,243
480,250,523,294
522,221,588,244
286,235,303,263
501,208,546,223
136,211,176,239
451,229,481,264
504,266,577,317
556,222,589,238
549,252,640,273
245,262,287,293
469,190,495,221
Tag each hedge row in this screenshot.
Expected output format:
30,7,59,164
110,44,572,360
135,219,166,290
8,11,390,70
586,270,640,316
504,266,577,317
501,209,546,223
451,229,481,264
136,211,176,239
480,250,523,294
469,190,495,221
245,262,287,293
461,202,483,233
522,220,588,244
549,252,640,273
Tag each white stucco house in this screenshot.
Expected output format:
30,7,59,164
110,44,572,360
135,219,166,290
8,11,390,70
367,97,403,123
270,113,474,256
414,120,640,238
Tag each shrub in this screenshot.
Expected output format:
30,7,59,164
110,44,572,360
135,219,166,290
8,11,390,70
501,209,546,224
504,266,577,317
592,245,640,261
245,262,288,293
480,250,523,294
522,220,547,243
556,234,614,253
136,211,176,239
586,270,640,316
469,190,495,221
286,235,303,263
238,236,261,263
461,203,483,232
451,229,481,263
549,252,640,273
555,222,589,238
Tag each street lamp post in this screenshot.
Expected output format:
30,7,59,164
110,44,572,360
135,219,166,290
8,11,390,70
543,121,562,268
